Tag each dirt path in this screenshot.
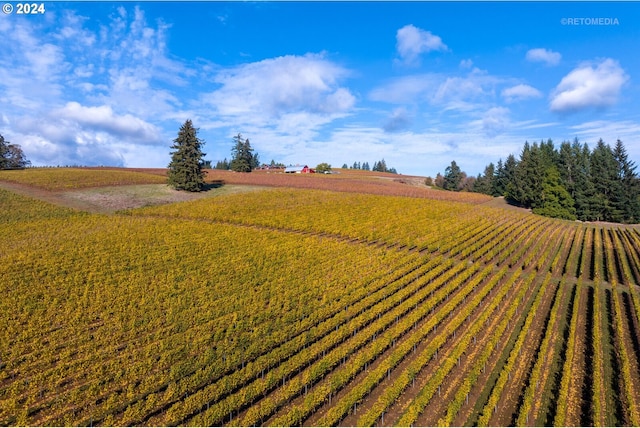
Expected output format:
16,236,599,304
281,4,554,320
481,196,532,213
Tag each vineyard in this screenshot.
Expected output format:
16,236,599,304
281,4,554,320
1,169,639,426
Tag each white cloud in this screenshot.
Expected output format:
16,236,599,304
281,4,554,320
526,48,561,66
395,24,447,66
56,102,162,143
432,69,503,110
569,120,640,146
205,53,355,125
501,84,543,103
459,59,474,69
383,107,412,132
479,107,510,137
369,74,440,104
0,5,199,167
370,68,503,112
550,59,628,113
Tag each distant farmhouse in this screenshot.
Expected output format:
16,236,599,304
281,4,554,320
284,165,315,174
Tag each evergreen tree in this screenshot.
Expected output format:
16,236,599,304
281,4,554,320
0,134,30,169
474,162,495,195
167,120,206,192
558,141,577,199
539,139,558,167
230,133,257,172
483,137,640,223
443,160,463,191
342,163,348,169
493,159,506,196
215,158,230,170
532,166,576,220
613,139,640,222
591,139,622,221
505,142,550,208
372,159,392,173
574,142,598,221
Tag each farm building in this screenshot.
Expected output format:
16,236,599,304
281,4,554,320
284,165,315,174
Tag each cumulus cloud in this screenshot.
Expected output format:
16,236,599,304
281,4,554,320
205,53,355,125
501,84,543,103
526,48,561,66
550,59,628,113
396,24,447,66
0,5,196,167
13,103,161,167
56,102,162,143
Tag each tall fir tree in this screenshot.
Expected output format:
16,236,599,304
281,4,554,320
473,162,495,195
230,133,258,172
570,141,598,221
167,120,206,192
591,139,622,221
443,160,463,191
613,139,640,222
492,159,506,196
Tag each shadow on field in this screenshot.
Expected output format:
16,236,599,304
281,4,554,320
202,180,225,191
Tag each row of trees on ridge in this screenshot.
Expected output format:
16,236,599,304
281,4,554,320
343,159,398,174
436,138,640,223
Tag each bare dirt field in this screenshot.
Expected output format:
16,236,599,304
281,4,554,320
0,181,265,214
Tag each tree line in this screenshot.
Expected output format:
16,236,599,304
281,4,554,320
342,159,398,174
436,138,640,223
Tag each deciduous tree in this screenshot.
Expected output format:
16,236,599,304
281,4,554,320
0,134,30,169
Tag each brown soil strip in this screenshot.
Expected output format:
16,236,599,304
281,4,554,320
489,276,559,426
418,277,517,426
0,181,265,214
527,279,572,426
290,267,483,427
0,181,103,213
565,284,588,426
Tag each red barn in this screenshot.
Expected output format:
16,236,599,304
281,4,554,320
284,165,315,173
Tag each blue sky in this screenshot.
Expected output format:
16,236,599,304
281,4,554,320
1,2,639,176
